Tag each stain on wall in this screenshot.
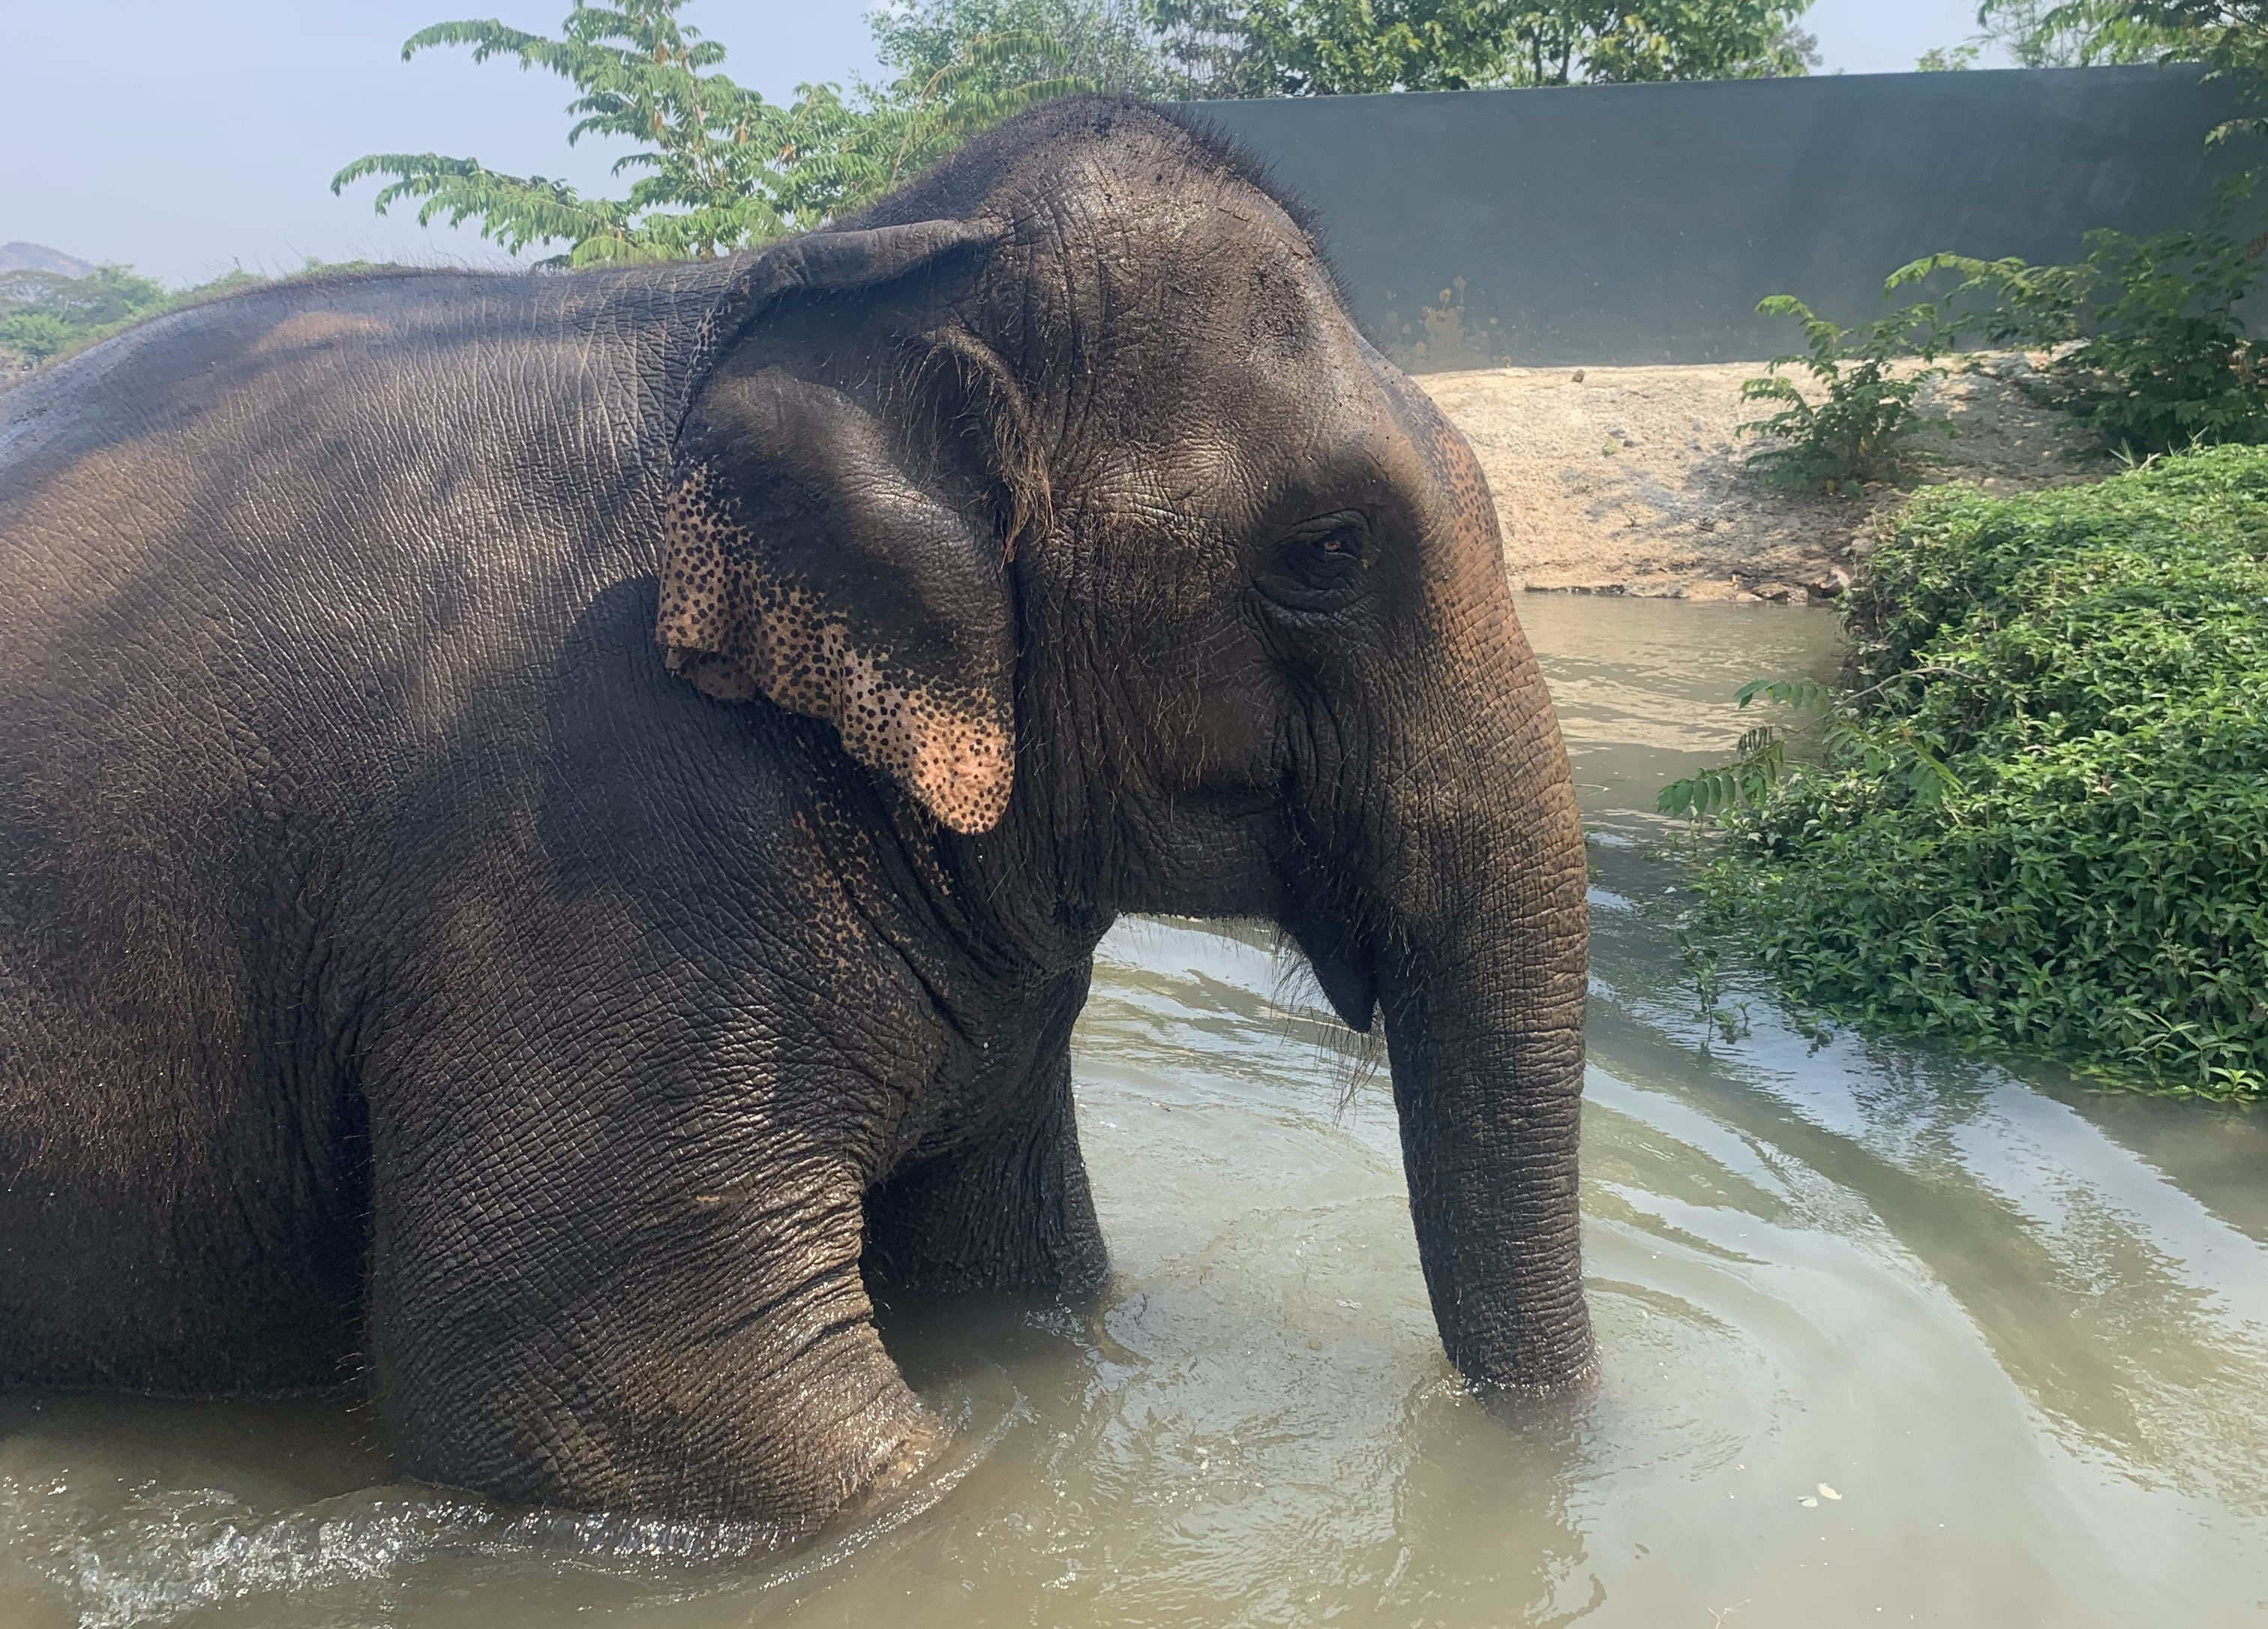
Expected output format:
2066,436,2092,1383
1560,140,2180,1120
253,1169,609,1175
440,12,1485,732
1383,277,1505,370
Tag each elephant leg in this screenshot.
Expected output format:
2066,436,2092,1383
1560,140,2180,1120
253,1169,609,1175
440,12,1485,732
366,1052,937,1522
862,973,1107,1299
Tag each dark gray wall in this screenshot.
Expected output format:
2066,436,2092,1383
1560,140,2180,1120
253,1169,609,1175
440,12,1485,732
1184,67,2250,370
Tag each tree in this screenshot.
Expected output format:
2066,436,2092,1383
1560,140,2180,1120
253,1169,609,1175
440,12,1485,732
333,2,810,265
1193,0,1816,95
0,263,260,373
1220,0,1532,94
334,0,1148,265
1575,2,1818,82
1142,0,1259,93
1972,0,2204,64
0,264,170,334
784,0,1150,218
875,0,1172,96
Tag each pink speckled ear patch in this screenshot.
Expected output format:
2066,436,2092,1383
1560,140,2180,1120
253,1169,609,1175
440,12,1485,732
656,464,1015,835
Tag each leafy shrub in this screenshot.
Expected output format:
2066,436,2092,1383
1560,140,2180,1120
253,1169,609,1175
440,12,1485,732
1663,447,2268,1096
1892,214,2268,455
1,266,262,379
1658,673,1963,823
0,310,77,368
1737,295,1958,493
0,263,318,380
0,265,172,369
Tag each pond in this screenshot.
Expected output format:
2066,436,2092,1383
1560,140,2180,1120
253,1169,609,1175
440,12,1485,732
4,596,2264,1628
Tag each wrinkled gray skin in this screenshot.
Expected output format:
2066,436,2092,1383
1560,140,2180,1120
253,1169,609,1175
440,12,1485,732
0,101,1592,1524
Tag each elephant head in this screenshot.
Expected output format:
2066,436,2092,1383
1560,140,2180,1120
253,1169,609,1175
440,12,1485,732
655,100,1594,1396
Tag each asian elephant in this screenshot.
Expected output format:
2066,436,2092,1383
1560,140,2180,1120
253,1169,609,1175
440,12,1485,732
0,99,1593,1525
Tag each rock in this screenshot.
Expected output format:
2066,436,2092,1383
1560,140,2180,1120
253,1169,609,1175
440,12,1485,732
1571,368,1586,382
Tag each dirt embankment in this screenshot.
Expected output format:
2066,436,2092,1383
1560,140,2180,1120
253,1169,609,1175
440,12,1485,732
1421,358,2111,603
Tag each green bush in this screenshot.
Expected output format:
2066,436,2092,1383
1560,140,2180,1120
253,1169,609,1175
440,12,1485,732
1665,446,2268,1096
0,263,263,376
0,265,172,371
0,310,78,367
1737,294,1957,493
1893,216,2268,455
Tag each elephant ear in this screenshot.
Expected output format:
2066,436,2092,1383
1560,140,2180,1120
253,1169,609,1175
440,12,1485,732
656,220,1035,836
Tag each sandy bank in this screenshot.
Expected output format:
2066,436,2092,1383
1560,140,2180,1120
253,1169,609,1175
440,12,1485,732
1422,358,2112,604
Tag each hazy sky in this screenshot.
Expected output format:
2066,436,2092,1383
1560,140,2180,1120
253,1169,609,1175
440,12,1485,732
1808,0,2006,73
4,2,2004,286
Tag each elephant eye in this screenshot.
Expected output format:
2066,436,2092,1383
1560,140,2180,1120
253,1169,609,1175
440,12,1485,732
1257,511,1374,610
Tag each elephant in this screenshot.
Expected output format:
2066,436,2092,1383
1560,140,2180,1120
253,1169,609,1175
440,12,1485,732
0,98,1593,1526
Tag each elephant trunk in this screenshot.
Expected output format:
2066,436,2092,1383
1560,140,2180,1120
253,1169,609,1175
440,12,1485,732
1372,654,1595,1394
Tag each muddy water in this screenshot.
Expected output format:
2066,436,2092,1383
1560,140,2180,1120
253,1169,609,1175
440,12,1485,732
5,596,2266,1628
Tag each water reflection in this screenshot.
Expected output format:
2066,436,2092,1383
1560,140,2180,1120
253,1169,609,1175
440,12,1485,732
2,596,2264,1627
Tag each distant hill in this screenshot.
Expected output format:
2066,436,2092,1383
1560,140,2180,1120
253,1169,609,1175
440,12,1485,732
0,242,94,277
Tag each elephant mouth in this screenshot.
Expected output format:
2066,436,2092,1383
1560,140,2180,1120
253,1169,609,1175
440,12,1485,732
1286,911,1378,1034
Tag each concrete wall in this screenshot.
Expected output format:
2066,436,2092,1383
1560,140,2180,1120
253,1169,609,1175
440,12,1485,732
1184,67,2251,370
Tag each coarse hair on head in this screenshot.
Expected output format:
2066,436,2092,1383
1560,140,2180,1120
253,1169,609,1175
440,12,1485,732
834,94,1333,272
